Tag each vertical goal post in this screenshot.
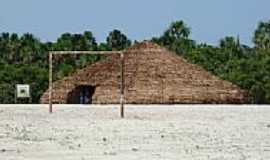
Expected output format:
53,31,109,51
48,51,125,118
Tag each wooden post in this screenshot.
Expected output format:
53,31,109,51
49,52,53,113
14,85,17,104
120,52,124,118
29,86,32,104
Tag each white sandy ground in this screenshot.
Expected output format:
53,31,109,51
0,105,270,160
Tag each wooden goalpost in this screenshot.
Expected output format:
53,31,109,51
48,51,125,118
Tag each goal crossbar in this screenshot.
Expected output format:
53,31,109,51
49,51,125,118
50,51,123,55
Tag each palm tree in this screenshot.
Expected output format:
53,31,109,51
253,20,270,50
159,20,191,47
166,20,191,40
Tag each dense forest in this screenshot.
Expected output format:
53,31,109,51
0,20,269,104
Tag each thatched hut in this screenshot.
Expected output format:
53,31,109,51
40,41,247,104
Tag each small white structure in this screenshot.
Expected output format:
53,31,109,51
15,84,31,103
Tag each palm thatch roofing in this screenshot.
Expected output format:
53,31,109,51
40,41,247,104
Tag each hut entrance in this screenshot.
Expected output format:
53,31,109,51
67,85,96,104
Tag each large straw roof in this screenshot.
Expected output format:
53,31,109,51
40,41,247,104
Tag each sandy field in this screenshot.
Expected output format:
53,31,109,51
0,105,270,160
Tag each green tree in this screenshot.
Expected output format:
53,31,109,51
158,20,190,45
106,30,131,50
165,20,190,41
253,20,270,50
219,36,244,59
54,31,97,51
54,33,73,51
153,20,194,54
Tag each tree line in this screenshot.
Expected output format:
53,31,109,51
0,20,269,104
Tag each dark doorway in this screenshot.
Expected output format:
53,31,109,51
67,85,96,104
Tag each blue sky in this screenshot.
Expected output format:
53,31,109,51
0,0,269,46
